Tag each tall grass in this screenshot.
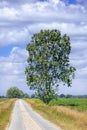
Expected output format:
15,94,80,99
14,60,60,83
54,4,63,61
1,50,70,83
25,98,87,130
0,98,7,103
0,99,16,130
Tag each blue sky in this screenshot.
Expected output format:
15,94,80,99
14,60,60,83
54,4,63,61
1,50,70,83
0,0,87,96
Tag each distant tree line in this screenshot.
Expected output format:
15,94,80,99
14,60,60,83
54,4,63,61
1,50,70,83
0,92,87,99
0,96,6,98
59,94,87,98
6,87,29,98
30,93,87,99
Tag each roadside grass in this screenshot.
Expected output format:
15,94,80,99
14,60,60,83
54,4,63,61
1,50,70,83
0,98,7,104
0,99,6,102
0,99,16,130
24,98,87,130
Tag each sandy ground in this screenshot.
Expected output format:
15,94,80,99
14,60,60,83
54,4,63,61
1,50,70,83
19,100,41,130
7,99,61,130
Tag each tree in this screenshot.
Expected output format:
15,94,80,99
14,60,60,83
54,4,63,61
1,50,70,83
66,94,72,98
31,93,37,98
25,29,76,104
59,94,65,98
6,87,24,98
23,93,29,98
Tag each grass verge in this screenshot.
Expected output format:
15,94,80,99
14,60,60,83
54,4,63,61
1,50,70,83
0,99,16,130
24,98,87,130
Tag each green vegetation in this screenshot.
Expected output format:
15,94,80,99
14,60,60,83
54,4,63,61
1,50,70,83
25,29,76,104
0,98,7,102
25,98,87,130
31,98,43,104
6,87,29,98
49,98,87,112
0,99,16,130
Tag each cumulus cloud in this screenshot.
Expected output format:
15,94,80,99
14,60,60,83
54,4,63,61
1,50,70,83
0,28,30,46
0,0,87,95
59,79,87,95
0,47,31,95
0,0,87,46
0,47,28,73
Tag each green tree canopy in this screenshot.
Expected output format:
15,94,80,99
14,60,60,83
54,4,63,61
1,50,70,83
6,87,24,98
25,29,76,103
23,93,29,98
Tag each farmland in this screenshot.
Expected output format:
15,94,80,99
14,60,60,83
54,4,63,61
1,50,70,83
0,98,87,130
25,98,87,130
0,98,16,130
49,98,87,112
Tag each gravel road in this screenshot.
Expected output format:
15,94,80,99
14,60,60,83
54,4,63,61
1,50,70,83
7,99,61,130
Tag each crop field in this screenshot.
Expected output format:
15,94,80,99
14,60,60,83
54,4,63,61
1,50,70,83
49,98,87,112
0,98,16,130
25,98,87,130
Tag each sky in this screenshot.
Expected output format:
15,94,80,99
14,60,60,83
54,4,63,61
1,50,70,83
0,0,87,96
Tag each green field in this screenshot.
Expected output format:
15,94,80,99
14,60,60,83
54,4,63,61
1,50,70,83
49,98,87,112
25,98,87,130
1,98,87,130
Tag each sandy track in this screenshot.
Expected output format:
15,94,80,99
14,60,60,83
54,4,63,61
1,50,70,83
19,100,41,130
7,99,61,130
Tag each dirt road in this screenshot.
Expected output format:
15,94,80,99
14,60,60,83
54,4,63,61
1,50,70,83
7,99,61,130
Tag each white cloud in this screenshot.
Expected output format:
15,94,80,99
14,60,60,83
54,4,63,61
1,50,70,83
0,1,8,7
0,28,30,46
59,79,87,95
0,47,31,95
0,0,86,46
0,0,86,47
0,0,87,95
